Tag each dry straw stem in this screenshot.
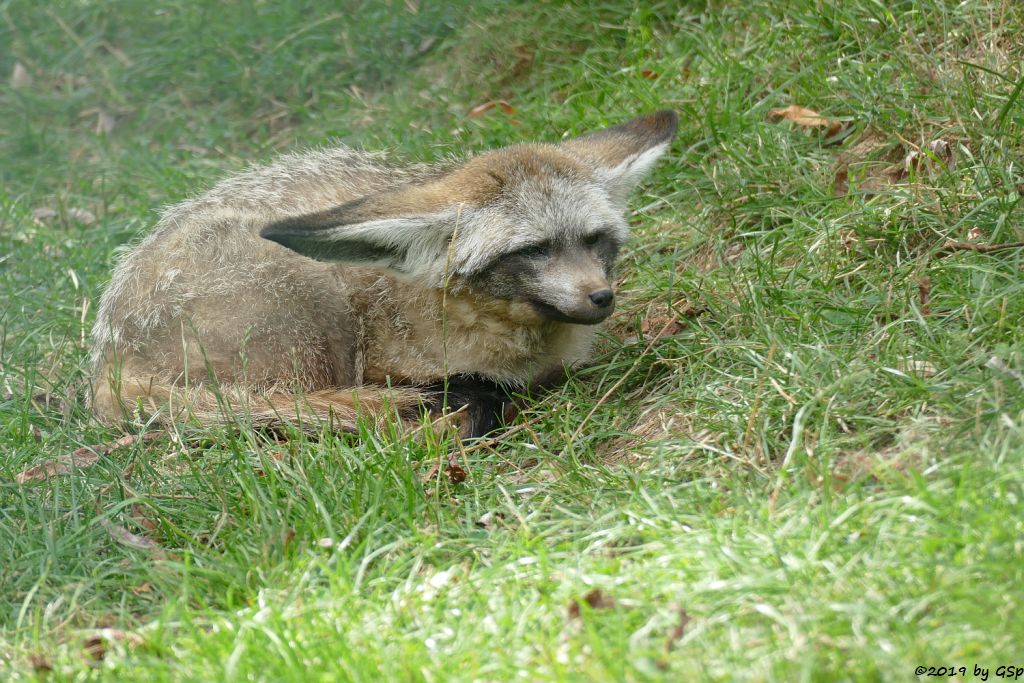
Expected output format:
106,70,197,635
440,202,466,407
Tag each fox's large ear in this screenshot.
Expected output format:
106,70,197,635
260,187,462,280
561,110,677,203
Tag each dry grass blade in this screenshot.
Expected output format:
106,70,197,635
467,99,516,117
15,431,163,484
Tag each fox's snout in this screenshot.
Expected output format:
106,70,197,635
588,288,614,308
526,252,617,325
547,284,615,325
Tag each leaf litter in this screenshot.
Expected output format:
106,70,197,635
767,104,960,198
567,588,617,620
97,512,167,557
82,629,145,661
833,128,956,196
15,431,163,484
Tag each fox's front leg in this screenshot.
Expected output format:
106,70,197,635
422,375,518,439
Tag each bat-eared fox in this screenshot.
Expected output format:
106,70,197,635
90,110,678,438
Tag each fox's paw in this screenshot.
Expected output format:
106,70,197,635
422,375,516,440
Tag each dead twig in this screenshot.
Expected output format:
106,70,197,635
458,413,548,455
935,240,1024,256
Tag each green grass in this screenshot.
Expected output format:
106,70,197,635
3,0,1024,680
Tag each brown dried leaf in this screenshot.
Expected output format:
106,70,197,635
15,431,162,484
422,461,441,482
28,652,53,672
832,129,905,196
131,503,158,532
468,101,496,117
10,62,31,88
927,138,953,164
906,138,954,173
67,207,96,225
446,451,467,484
32,207,58,223
917,276,931,316
640,315,683,341
128,582,153,595
767,104,845,137
83,629,144,661
903,359,938,377
98,514,165,557
567,588,616,620
15,446,100,483
475,511,504,530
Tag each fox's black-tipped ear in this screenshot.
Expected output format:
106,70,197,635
561,110,677,202
260,189,458,280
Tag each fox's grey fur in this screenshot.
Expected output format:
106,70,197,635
90,110,678,436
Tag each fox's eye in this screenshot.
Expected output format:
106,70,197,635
516,242,549,259
583,232,603,247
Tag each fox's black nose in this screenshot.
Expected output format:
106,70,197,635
589,289,614,308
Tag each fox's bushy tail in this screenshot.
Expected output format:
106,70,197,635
90,369,446,435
